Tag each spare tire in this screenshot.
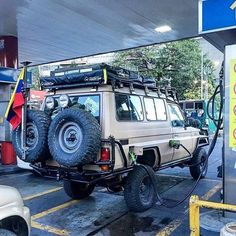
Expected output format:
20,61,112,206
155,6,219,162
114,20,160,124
12,110,51,163
48,108,101,167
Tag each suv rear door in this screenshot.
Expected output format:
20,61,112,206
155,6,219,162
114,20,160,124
167,103,193,161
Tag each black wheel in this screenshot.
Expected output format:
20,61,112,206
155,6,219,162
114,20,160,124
124,165,157,212
12,110,51,163
48,108,101,167
189,148,208,180
0,229,17,236
63,180,94,199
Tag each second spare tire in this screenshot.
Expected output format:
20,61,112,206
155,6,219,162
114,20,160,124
12,110,51,163
48,108,101,167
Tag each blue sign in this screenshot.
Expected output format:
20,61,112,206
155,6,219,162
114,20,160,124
0,67,18,83
200,0,236,33
0,67,32,86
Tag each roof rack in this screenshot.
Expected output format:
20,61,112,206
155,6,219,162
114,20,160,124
106,76,179,103
40,63,179,103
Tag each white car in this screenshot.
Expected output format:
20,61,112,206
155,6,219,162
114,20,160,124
0,185,30,235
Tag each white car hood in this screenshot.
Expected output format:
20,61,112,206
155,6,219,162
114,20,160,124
0,185,23,207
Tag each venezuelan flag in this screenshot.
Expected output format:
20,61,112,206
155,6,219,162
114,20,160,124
5,68,25,130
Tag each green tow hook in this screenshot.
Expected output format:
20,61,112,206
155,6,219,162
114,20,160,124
129,151,137,165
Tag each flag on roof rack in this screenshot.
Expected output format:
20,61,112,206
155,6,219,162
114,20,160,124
5,68,25,130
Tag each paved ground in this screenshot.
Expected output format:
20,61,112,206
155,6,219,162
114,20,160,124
0,163,25,175
0,138,224,236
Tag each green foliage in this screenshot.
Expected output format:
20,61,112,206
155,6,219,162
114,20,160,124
28,66,40,90
112,39,216,100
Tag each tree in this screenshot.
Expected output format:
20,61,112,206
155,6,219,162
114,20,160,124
112,39,216,100
28,66,40,90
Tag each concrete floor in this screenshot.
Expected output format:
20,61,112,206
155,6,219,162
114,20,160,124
0,138,224,236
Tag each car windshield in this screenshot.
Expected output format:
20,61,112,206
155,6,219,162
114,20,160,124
45,94,100,121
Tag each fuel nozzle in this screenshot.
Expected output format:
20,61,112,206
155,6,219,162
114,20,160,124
169,139,181,149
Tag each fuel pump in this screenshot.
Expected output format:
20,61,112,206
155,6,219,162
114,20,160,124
223,45,236,217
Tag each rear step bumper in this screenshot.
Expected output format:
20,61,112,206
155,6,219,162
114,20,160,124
30,164,133,185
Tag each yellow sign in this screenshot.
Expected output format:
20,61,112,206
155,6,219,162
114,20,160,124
229,59,236,147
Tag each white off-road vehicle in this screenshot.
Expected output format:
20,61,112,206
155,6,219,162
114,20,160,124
0,185,30,235
12,64,208,212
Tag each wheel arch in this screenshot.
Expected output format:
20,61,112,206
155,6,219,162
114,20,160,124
136,146,161,168
193,137,209,154
0,215,29,236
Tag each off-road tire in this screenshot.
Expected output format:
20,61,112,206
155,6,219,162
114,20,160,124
48,108,101,167
124,165,157,212
12,110,51,163
0,229,17,236
63,180,94,199
189,148,208,180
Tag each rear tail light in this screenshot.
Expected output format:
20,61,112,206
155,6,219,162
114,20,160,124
100,148,110,171
100,148,110,161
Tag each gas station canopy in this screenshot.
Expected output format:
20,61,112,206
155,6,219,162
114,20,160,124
0,0,199,65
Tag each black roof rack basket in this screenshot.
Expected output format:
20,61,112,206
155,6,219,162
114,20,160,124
40,63,179,103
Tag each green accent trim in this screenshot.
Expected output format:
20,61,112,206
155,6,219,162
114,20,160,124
103,69,107,84
129,151,137,162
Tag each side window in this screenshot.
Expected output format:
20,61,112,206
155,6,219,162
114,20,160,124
168,104,185,127
195,102,203,110
144,97,157,121
129,95,143,121
154,98,167,120
115,94,143,121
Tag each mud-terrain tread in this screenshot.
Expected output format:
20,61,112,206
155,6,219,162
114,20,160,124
12,110,51,162
189,147,208,180
124,165,157,212
48,108,101,167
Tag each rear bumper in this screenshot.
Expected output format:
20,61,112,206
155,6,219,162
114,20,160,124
31,164,133,185
31,137,131,185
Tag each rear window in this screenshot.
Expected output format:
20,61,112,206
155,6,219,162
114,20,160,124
76,95,100,119
46,94,100,121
